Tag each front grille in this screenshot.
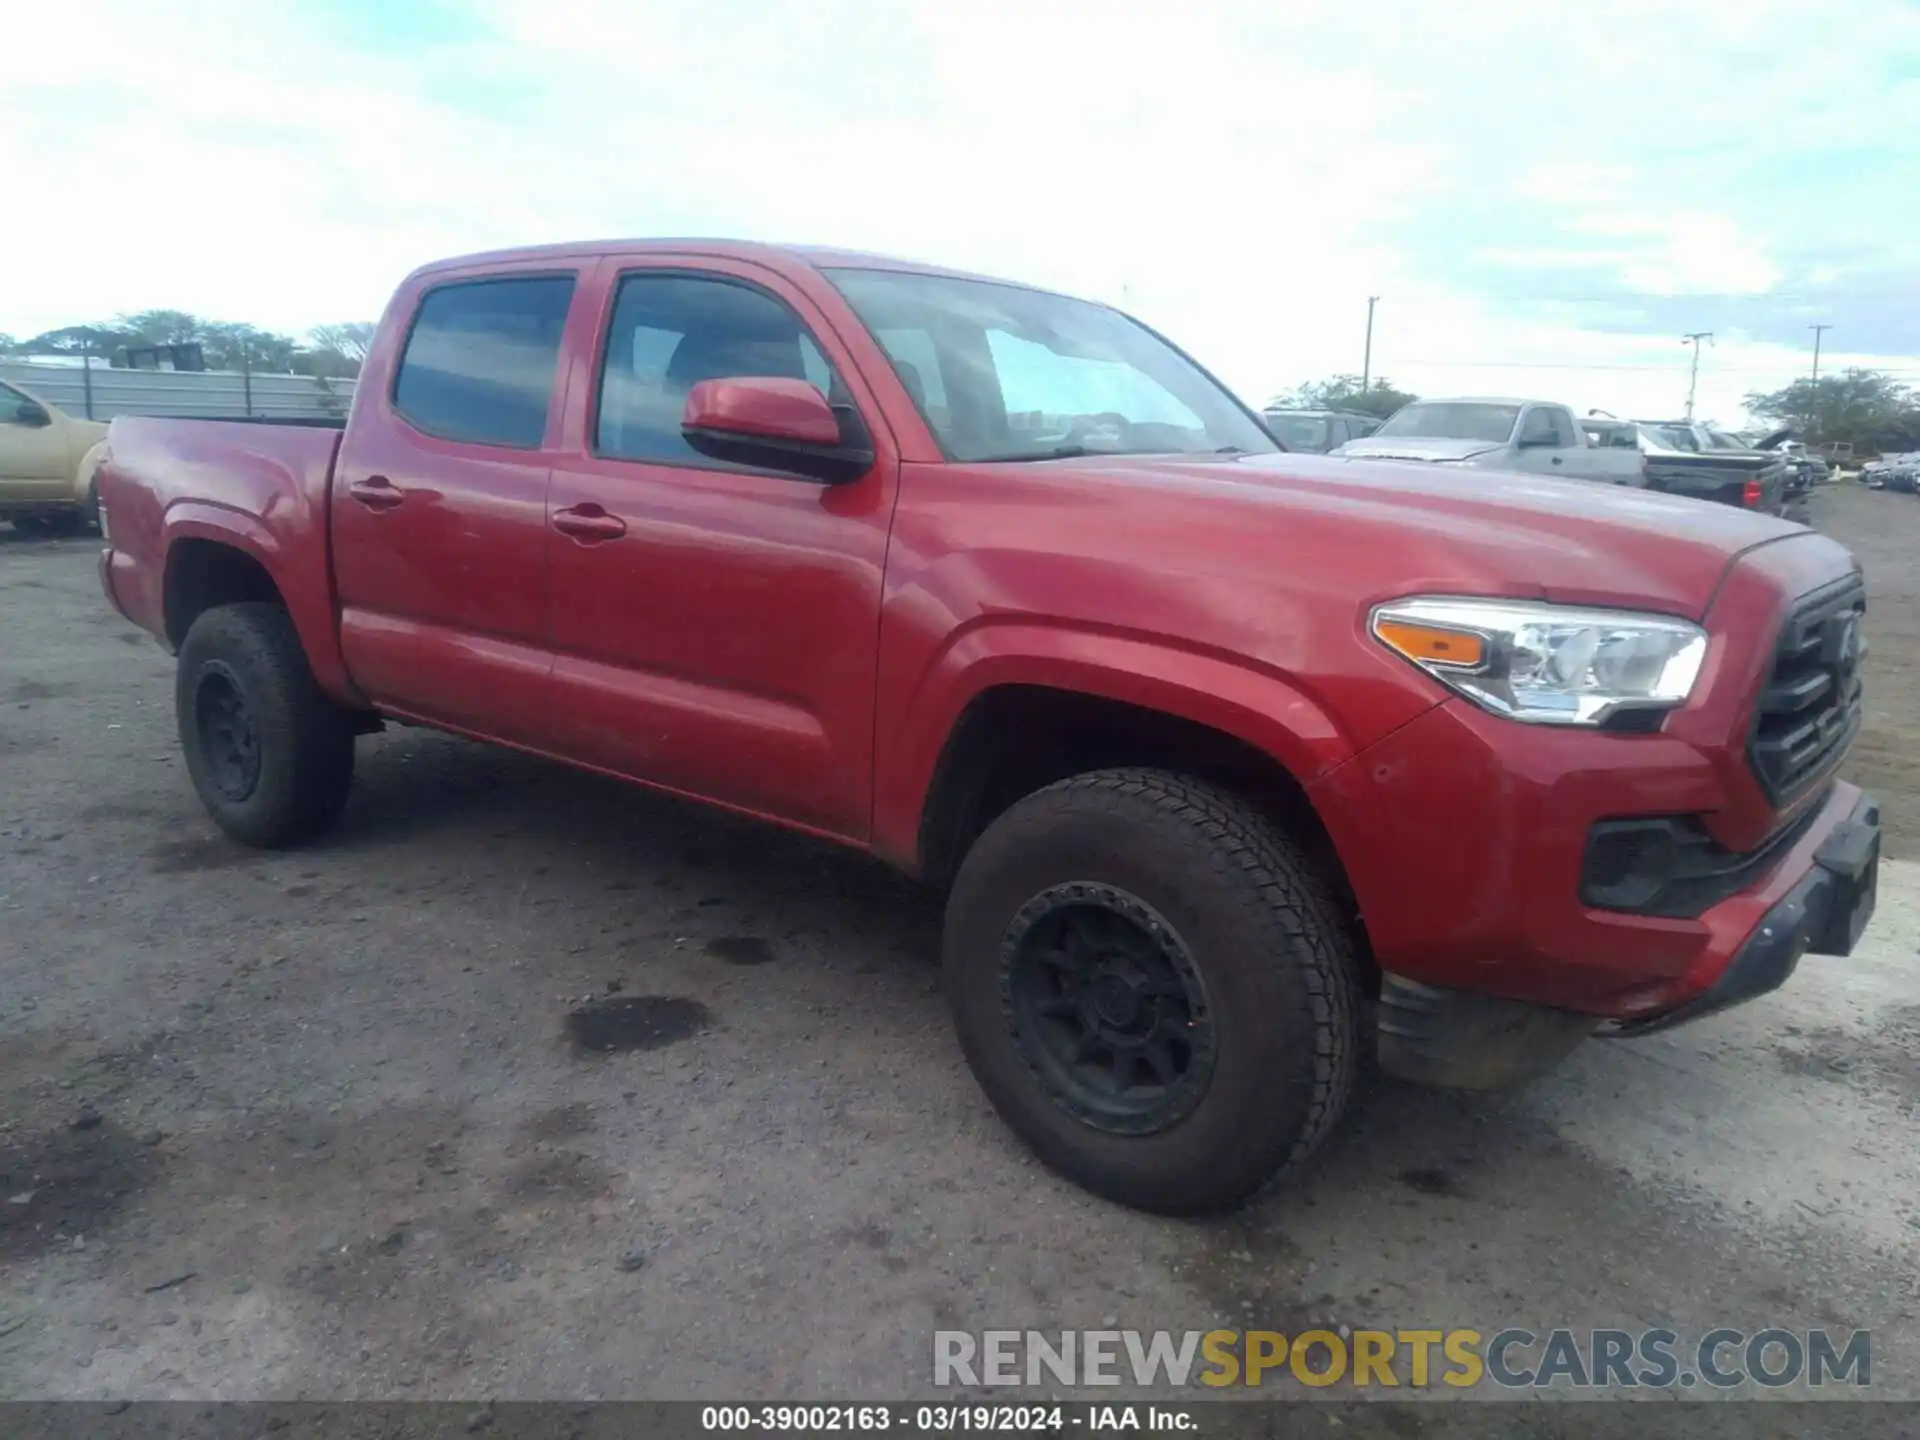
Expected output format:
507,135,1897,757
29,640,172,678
1748,574,1865,804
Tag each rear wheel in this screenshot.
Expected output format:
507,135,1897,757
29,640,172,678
176,602,356,847
943,768,1361,1214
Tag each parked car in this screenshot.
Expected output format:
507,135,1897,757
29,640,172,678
1260,407,1380,454
1630,419,1792,515
95,238,1879,1215
1719,425,1828,497
1334,397,1647,486
1872,453,1920,493
0,377,108,534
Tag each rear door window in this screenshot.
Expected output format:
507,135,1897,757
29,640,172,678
393,275,577,448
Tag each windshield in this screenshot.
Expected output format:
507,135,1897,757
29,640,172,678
1263,414,1331,450
1372,402,1520,443
1642,424,1700,452
827,269,1277,462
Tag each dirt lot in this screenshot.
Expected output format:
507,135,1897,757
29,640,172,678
2,486,1918,1411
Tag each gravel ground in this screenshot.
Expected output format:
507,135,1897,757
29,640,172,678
1,485,1917,1413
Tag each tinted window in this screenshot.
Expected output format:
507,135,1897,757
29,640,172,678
392,276,575,448
1263,413,1329,450
595,273,845,466
830,269,1275,462
0,380,38,419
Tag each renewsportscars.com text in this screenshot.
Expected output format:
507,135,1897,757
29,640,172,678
934,1327,1871,1390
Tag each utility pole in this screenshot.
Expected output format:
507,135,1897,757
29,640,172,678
1361,296,1380,395
1681,331,1714,420
1809,323,1831,383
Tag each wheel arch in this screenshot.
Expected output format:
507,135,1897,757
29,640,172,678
896,667,1375,994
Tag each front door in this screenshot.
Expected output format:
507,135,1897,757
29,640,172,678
330,269,581,744
0,382,72,501
542,261,899,841
1512,406,1579,478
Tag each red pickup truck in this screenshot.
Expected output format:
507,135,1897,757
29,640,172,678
94,240,1880,1214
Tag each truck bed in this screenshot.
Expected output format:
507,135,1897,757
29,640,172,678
96,416,346,666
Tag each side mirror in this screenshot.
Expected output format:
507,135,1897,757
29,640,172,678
681,377,875,484
13,401,51,428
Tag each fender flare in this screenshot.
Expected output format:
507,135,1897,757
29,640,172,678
160,505,361,702
873,619,1356,869
74,439,110,507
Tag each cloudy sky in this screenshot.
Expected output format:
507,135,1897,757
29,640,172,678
5,0,1916,425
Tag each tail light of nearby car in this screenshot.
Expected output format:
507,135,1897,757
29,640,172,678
1742,477,1763,507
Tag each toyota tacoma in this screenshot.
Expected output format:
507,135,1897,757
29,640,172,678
93,240,1881,1214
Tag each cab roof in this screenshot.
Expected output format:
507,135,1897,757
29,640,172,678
408,238,1057,294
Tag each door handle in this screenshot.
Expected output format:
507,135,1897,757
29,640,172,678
1551,455,1563,465
553,503,627,543
348,475,404,510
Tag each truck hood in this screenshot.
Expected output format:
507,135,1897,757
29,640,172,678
1057,450,1812,619
1334,437,1503,463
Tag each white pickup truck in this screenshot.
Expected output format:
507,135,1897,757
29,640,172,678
1332,397,1647,487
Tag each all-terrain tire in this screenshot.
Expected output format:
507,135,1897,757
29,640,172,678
175,602,355,848
943,767,1361,1215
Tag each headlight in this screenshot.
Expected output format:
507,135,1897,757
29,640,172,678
1370,597,1707,726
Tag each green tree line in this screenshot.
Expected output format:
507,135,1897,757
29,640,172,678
1268,374,1418,419
1745,370,1920,455
0,315,375,379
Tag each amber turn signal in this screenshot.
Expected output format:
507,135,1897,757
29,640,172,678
1373,619,1486,670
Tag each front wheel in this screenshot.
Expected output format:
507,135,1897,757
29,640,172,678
176,603,356,848
943,768,1361,1215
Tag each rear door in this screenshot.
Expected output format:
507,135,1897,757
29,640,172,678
541,258,900,840
331,266,585,744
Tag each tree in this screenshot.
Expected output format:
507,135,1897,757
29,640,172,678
1745,369,1920,452
15,308,370,379
200,322,301,373
307,322,375,364
19,324,129,362
113,309,207,347
1270,373,1417,420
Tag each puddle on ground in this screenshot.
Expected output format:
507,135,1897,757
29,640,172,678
566,996,711,1054
704,936,775,966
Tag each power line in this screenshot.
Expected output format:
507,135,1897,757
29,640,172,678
1389,357,1920,375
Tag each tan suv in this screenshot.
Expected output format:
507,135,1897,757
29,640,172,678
1,378,109,535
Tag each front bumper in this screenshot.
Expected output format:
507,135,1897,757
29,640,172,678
1604,790,1879,1035
1308,681,1874,1021
1373,787,1880,1086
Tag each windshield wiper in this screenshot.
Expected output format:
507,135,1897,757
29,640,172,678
974,445,1104,463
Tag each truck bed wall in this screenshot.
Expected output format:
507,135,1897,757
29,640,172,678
97,417,359,702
